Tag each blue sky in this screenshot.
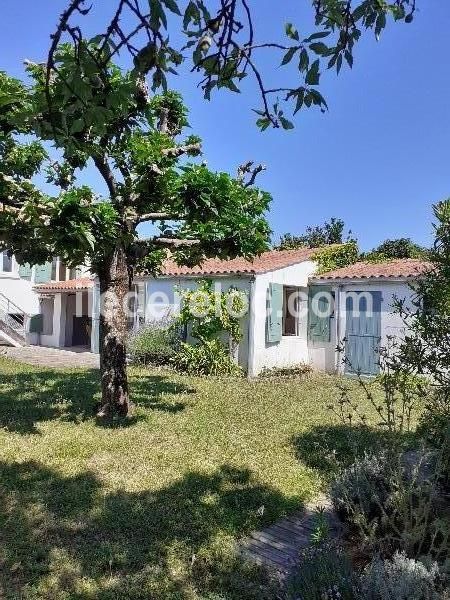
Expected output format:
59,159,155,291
1,1,449,250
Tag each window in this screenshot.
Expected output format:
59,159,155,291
1,252,12,273
41,297,54,335
283,286,300,336
51,258,58,281
69,267,78,280
58,261,67,281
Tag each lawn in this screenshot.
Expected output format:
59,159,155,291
0,357,389,599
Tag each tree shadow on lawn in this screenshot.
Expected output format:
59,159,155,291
292,423,419,479
0,460,292,599
0,368,195,434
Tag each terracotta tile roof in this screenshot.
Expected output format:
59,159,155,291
159,247,320,277
34,277,94,291
313,259,432,281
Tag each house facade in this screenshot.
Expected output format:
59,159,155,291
0,249,430,376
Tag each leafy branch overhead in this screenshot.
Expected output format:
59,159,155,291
47,0,417,130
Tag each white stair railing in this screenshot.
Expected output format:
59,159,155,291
0,292,28,339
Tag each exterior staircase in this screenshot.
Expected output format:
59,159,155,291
0,292,28,347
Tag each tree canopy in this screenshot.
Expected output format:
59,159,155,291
361,238,430,262
276,217,354,250
44,0,417,130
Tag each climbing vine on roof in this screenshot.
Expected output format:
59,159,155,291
312,241,359,275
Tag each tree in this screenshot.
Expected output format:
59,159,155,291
276,217,353,250
361,238,430,261
43,1,416,131
0,46,271,417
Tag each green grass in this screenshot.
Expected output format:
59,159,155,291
0,358,393,599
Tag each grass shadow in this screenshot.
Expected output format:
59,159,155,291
293,424,403,478
0,362,195,434
0,460,289,599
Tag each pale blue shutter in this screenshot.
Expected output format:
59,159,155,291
308,285,332,343
34,263,52,284
18,263,32,279
267,283,283,343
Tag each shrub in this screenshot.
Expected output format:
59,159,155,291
418,391,450,489
287,543,357,600
330,450,449,560
359,552,444,600
173,339,243,376
330,451,392,523
259,362,313,379
128,318,181,365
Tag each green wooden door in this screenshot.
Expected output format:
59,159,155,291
345,291,382,376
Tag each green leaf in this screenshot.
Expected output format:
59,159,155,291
280,117,294,130
161,0,181,15
256,117,271,131
285,23,299,41
344,50,353,68
299,49,309,72
70,119,85,134
293,89,305,115
309,42,328,56
304,31,331,42
352,4,366,22
281,47,297,66
375,12,386,39
149,0,167,29
305,59,320,85
308,89,328,109
183,0,200,28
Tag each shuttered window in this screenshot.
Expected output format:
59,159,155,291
34,263,52,284
308,285,333,343
267,282,283,343
1,252,12,273
19,263,32,279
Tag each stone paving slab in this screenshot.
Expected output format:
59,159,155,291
0,345,99,369
240,495,342,575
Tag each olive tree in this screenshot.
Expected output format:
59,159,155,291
0,45,271,416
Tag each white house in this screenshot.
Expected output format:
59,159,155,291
0,248,430,376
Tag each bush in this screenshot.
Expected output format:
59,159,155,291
173,339,243,376
418,391,450,489
330,451,392,523
128,318,181,365
330,450,449,560
359,552,445,600
287,543,357,600
259,362,313,379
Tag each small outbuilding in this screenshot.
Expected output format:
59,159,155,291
308,259,431,376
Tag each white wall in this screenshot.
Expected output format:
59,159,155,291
0,259,39,315
249,260,317,376
145,275,252,369
308,280,416,374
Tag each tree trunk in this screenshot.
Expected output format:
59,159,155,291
97,245,131,417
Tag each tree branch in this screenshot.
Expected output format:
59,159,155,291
237,161,266,187
137,212,184,223
92,155,117,198
161,143,202,158
146,237,201,247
